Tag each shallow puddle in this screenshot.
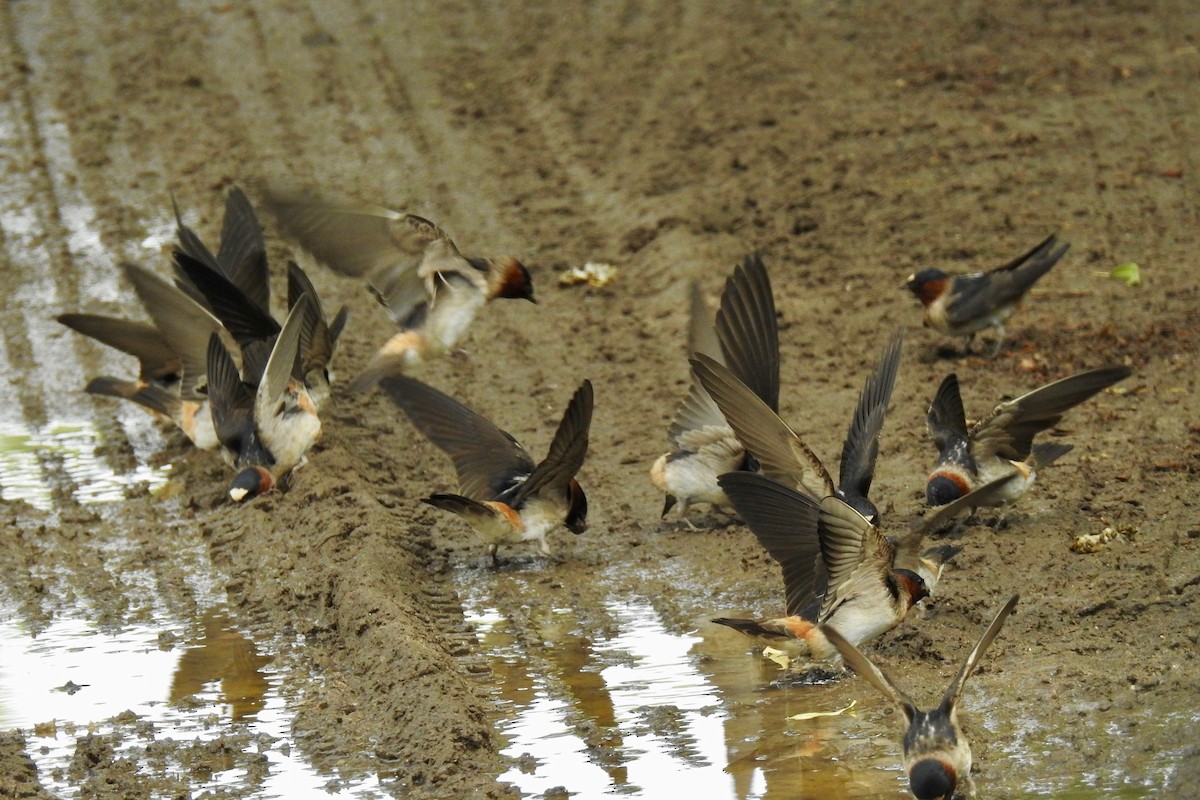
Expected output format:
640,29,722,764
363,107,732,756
0,606,382,798
459,572,1175,800
0,422,170,510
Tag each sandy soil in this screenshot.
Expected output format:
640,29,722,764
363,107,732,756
0,1,1197,798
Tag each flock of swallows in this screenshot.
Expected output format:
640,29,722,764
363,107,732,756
57,187,1131,799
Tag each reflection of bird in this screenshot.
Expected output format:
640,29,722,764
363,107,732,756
693,328,903,524
712,472,1020,664
265,191,535,391
823,594,1020,800
57,263,225,449
925,366,1131,507
170,610,272,722
650,254,779,525
904,233,1068,354
380,376,592,565
206,296,322,502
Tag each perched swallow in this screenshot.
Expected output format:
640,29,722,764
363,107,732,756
691,327,903,524
925,366,1132,507
711,471,1020,663
650,254,779,525
905,233,1068,354
264,191,535,390
206,295,322,502
823,594,1020,800
380,376,592,565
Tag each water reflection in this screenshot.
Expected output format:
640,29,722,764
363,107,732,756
0,422,170,510
462,585,905,799
0,606,380,798
170,610,272,721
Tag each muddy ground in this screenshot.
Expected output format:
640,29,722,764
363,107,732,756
0,0,1197,798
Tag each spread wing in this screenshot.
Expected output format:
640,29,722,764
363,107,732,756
215,187,270,313
820,623,918,722
56,314,180,384
172,249,281,349
253,295,308,458
692,354,831,495
512,380,594,505
940,594,1019,714
205,332,255,455
714,253,780,413
838,328,903,506
970,366,1131,461
666,282,726,445
815,495,887,622
378,375,536,501
123,262,225,400
265,191,476,327
718,472,822,618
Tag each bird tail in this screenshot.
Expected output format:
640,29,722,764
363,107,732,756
1028,441,1073,470
86,377,180,419
712,617,790,640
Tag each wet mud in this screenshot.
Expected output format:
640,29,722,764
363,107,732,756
0,1,1197,798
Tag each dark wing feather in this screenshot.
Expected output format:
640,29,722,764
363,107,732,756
287,261,334,376
927,373,970,454
692,354,832,495
216,187,270,313
56,314,180,383
820,623,918,721
971,366,1131,461
173,250,281,347
940,594,1019,714
718,472,822,618
512,380,593,505
205,332,254,453
378,375,536,501
945,234,1067,326
666,282,726,444
264,191,438,326
122,262,223,399
815,496,878,620
838,329,903,505
714,253,780,413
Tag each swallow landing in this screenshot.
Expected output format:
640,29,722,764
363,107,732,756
905,233,1068,355
380,376,592,566
823,594,1020,800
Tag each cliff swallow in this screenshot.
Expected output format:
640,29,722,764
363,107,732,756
711,471,1020,664
691,327,904,524
206,295,322,502
380,376,592,566
925,366,1132,507
172,250,344,411
822,594,1020,800
650,254,779,525
264,191,535,391
57,263,226,449
905,233,1068,355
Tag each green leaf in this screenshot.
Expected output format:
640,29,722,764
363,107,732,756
1102,262,1142,287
